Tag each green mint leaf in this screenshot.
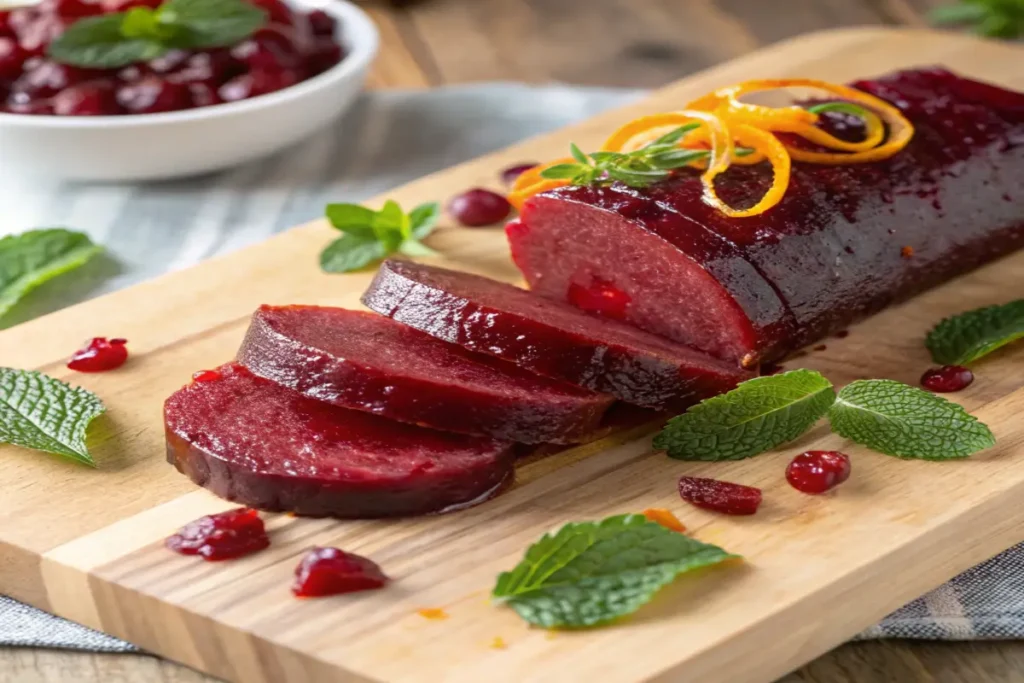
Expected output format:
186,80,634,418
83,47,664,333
930,3,990,25
398,239,439,258
654,370,835,461
325,203,376,239
493,514,736,629
48,14,166,68
0,368,105,467
372,199,410,250
569,143,590,165
0,229,102,323
588,151,625,164
158,0,266,49
829,379,995,460
408,202,441,240
540,163,588,180
926,300,1024,365
121,6,177,41
319,234,387,274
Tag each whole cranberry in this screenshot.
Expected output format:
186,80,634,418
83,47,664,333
117,65,147,82
38,0,103,19
247,0,294,26
0,37,28,81
500,162,539,185
230,37,292,71
307,9,336,37
218,68,299,102
53,81,119,115
166,49,239,86
101,0,161,10
306,38,343,76
252,25,303,58
0,11,13,39
5,97,53,115
786,450,852,495
15,13,67,56
448,188,512,227
186,81,220,108
13,60,101,99
920,365,974,393
147,49,190,74
117,76,190,114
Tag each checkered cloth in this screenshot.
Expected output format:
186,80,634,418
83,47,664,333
1,84,1022,651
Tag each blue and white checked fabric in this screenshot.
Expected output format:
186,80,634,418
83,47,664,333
1,84,1022,651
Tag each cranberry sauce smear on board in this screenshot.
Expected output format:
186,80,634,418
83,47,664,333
0,0,345,116
362,259,752,413
164,363,515,518
67,337,128,372
510,68,1024,366
292,546,389,597
238,306,613,444
165,507,270,561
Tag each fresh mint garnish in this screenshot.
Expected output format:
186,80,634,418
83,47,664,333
49,0,266,69
930,0,1024,38
0,229,102,324
926,300,1024,365
493,513,736,628
320,200,441,273
0,368,106,467
653,370,835,461
829,379,995,460
541,125,753,189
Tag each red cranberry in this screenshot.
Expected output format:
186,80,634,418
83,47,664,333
147,49,190,74
53,82,120,116
218,68,299,102
448,188,512,227
678,476,762,516
167,49,239,86
500,162,539,185
230,37,292,71
67,337,129,372
307,9,337,37
117,65,147,82
185,82,221,108
306,38,343,76
292,546,389,597
568,278,631,320
13,60,100,99
101,0,161,10
166,508,270,561
247,0,295,26
0,12,14,39
15,13,67,57
0,37,27,81
6,98,53,114
921,365,974,393
786,450,851,495
117,76,190,113
38,0,103,19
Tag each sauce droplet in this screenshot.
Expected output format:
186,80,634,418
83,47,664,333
568,278,631,320
417,607,449,620
165,508,269,561
292,546,389,597
642,508,686,532
921,365,974,393
67,337,129,373
786,451,851,495
678,476,762,516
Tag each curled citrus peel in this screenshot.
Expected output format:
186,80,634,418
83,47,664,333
508,78,915,217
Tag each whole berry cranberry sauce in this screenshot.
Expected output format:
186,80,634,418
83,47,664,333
0,0,344,116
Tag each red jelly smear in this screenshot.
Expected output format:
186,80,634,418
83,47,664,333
786,450,851,495
292,546,389,597
192,369,222,383
921,365,974,393
448,188,512,227
678,475,762,516
165,507,270,561
67,337,128,372
500,162,538,185
568,277,631,321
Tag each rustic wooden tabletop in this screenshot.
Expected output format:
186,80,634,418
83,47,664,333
6,0,1024,681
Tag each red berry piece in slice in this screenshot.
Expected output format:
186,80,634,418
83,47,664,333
568,277,631,321
165,507,270,561
67,337,129,372
678,475,762,516
448,188,512,227
786,450,851,495
500,162,538,185
920,365,974,393
192,369,222,383
292,547,389,597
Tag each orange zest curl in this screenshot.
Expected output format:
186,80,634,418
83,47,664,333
508,77,915,218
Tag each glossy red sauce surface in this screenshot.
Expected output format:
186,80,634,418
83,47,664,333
786,451,851,494
165,507,269,561
567,277,631,321
67,337,128,372
292,546,389,597
678,475,762,516
921,365,974,393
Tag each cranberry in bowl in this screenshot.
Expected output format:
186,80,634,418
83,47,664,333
0,0,378,181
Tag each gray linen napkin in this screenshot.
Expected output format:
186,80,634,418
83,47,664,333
0,83,1021,652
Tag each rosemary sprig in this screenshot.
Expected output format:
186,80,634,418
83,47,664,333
931,0,1024,38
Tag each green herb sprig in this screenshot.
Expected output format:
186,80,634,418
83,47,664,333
926,300,1024,366
540,125,753,189
931,0,1024,38
49,0,266,69
493,513,736,628
320,200,441,274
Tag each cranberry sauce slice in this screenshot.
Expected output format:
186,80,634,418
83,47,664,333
678,475,762,516
921,365,974,393
292,546,389,597
785,451,851,495
67,337,128,372
165,507,270,561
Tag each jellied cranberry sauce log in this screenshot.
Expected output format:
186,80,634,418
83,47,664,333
238,306,613,444
509,68,1024,366
165,364,515,518
362,259,752,412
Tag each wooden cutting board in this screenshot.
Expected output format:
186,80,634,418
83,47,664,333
1,27,1023,683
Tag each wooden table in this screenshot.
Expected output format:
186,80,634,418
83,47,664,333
6,0,1024,681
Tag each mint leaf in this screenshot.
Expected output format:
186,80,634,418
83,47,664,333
0,368,106,467
372,199,410,250
654,369,835,461
0,229,102,323
409,202,441,240
926,300,1024,365
159,0,267,49
493,514,736,628
320,234,387,274
48,14,165,68
325,204,376,239
829,379,995,460
398,239,439,258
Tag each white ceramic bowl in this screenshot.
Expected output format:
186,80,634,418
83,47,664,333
0,0,379,182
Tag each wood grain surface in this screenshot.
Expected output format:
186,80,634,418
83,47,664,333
2,6,1022,683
